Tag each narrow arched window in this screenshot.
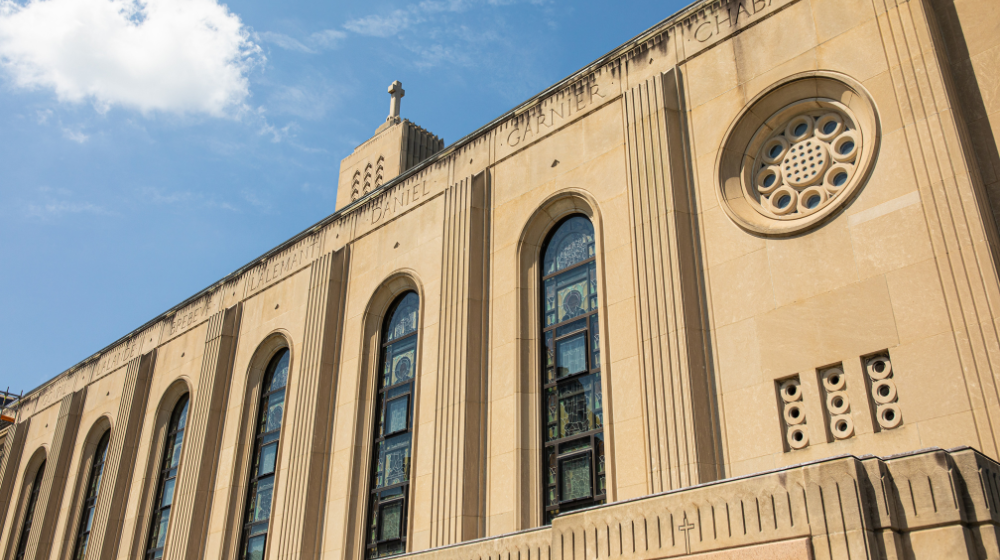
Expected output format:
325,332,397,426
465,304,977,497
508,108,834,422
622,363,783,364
366,292,419,558
541,215,605,523
146,394,190,559
240,349,289,560
73,430,110,560
13,460,45,560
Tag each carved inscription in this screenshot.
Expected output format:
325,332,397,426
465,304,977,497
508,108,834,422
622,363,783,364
369,182,432,226
497,72,618,159
168,299,208,337
246,234,322,294
505,80,608,148
97,334,145,374
678,0,787,57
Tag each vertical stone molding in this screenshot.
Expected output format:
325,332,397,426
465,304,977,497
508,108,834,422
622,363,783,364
272,249,348,560
165,305,242,560
26,390,85,560
623,69,720,492
0,417,28,542
426,173,488,547
88,351,155,560
875,0,1000,457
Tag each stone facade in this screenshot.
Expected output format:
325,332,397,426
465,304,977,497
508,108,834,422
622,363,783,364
3,0,1000,558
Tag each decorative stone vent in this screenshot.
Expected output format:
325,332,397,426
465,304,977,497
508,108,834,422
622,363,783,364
818,366,854,441
778,376,809,451
754,109,860,218
866,353,902,430
718,72,880,236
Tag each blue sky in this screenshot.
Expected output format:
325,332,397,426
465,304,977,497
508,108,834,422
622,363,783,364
0,0,688,392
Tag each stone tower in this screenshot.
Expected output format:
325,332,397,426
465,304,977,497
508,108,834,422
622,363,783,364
336,80,444,210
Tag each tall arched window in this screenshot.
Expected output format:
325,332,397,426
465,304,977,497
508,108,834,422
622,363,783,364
541,215,605,523
146,394,190,559
73,430,111,560
366,292,419,558
240,349,289,560
13,459,45,560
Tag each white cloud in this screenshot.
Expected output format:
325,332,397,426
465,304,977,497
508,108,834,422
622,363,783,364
23,187,112,218
61,127,89,143
344,10,418,37
309,29,346,49
343,1,469,37
260,31,314,53
261,29,346,53
0,0,262,116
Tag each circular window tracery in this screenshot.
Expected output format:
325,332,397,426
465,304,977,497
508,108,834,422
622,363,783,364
716,73,880,236
752,107,861,219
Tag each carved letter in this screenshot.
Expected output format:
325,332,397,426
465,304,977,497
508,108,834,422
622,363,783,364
550,103,564,124
694,19,714,42
522,118,534,142
714,5,732,35
590,82,606,99
371,201,384,224
412,183,421,202
735,0,752,25
507,127,521,147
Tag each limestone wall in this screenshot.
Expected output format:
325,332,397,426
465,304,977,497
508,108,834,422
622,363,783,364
0,0,999,559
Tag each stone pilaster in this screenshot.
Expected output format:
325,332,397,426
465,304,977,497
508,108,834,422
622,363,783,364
423,172,489,547
164,305,241,560
272,249,348,559
27,389,85,560
622,69,721,492
0,417,28,545
875,0,1000,458
88,351,155,560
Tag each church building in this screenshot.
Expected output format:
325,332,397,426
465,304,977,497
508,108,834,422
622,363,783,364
4,0,1000,558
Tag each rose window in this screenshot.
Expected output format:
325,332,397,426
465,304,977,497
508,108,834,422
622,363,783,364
752,109,861,219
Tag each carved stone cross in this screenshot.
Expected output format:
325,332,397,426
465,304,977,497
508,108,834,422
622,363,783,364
678,512,696,554
388,80,405,121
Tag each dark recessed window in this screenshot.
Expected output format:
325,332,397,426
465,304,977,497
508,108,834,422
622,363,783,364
239,349,290,560
366,291,419,558
13,460,46,560
73,430,111,560
145,394,190,559
541,215,605,524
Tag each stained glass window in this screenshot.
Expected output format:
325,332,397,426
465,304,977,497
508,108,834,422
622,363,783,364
145,394,189,559
367,292,419,558
14,460,45,560
541,216,605,523
239,349,290,560
73,430,110,560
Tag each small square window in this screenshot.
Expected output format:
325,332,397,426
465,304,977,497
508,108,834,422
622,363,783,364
559,452,593,503
378,500,404,542
385,396,409,436
556,333,588,378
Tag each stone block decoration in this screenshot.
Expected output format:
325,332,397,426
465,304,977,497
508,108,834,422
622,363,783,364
2,0,1000,558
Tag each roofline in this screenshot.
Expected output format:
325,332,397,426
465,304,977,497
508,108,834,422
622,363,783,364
26,0,713,399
